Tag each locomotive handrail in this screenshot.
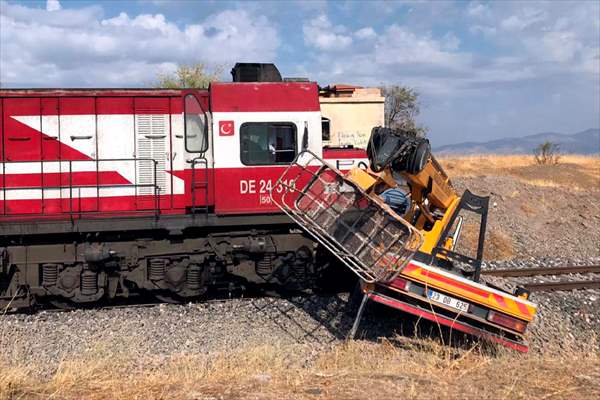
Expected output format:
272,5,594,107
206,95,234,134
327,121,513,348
0,157,161,219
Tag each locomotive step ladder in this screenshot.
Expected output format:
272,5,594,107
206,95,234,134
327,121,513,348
190,156,210,214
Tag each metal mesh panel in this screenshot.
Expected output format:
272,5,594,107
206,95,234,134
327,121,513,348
271,150,422,283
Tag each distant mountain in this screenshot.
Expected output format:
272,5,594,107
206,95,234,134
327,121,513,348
434,128,600,155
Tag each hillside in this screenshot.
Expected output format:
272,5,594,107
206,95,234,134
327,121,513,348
435,128,600,155
439,155,600,260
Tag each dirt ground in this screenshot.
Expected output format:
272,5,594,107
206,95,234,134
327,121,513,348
2,339,599,400
440,155,599,189
2,155,599,400
440,155,600,260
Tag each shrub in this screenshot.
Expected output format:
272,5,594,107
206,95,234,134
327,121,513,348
534,141,561,165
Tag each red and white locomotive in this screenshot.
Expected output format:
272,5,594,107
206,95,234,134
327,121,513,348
0,64,367,308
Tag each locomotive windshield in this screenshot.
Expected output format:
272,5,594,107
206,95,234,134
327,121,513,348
184,94,208,152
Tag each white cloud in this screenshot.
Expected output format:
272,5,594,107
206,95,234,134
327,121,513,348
303,14,352,51
295,0,328,12
101,12,179,36
297,1,598,101
46,0,61,12
296,23,477,97
539,31,582,63
2,0,598,148
467,2,490,18
291,1,598,146
469,24,496,36
0,2,279,86
442,32,460,50
374,25,469,71
354,27,376,40
465,1,599,80
500,8,547,32
580,47,600,75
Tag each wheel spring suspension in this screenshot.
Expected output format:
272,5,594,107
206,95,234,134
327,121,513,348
42,264,59,286
292,247,312,280
148,259,167,281
81,270,98,295
187,265,202,290
256,253,276,278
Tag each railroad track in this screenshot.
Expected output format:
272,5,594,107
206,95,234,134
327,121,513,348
1,293,266,315
34,301,161,314
481,264,600,292
522,280,600,292
5,265,598,313
482,265,600,277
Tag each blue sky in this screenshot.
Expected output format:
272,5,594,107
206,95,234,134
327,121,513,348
1,0,598,146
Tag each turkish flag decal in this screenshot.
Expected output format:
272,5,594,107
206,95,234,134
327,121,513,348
219,120,234,136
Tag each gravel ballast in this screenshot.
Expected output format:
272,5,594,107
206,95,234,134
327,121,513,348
2,257,599,378
482,257,600,353
1,296,345,377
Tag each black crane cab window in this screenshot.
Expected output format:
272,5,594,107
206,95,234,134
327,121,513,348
240,122,297,165
184,94,208,152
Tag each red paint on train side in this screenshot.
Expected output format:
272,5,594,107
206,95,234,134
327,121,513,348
323,148,367,159
0,84,367,221
0,90,208,115
0,171,130,188
0,194,185,218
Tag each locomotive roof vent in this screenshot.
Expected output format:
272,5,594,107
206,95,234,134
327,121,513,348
231,63,283,82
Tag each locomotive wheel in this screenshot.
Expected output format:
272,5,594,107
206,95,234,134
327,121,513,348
154,291,190,304
48,298,76,310
154,292,182,304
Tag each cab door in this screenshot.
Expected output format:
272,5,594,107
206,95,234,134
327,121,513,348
181,91,213,211
211,116,320,215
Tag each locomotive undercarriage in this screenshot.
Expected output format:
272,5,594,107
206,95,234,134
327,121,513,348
0,224,320,311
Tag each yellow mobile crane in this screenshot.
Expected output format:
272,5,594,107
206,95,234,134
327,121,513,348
272,127,537,352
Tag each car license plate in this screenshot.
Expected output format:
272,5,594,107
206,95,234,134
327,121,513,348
427,289,470,312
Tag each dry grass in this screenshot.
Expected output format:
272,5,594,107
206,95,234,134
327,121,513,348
484,230,515,260
1,338,599,400
439,154,600,190
453,219,515,261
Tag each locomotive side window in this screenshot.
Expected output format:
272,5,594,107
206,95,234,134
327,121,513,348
240,123,297,165
184,94,208,152
321,117,331,141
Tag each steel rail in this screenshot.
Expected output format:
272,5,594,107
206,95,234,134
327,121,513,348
482,265,600,277
37,302,162,314
522,280,600,292
6,295,271,315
